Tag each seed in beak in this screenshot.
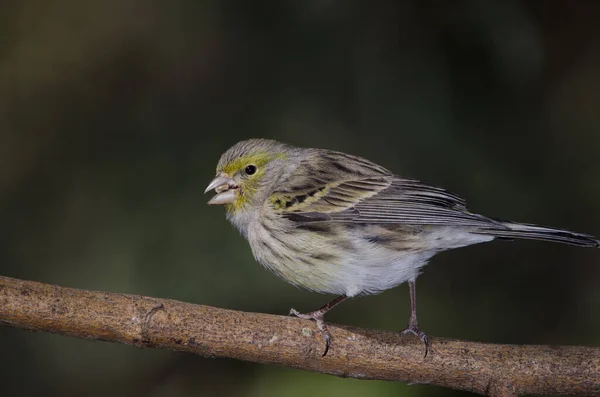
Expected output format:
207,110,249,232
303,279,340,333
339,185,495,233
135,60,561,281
215,184,230,194
205,175,235,194
205,174,239,205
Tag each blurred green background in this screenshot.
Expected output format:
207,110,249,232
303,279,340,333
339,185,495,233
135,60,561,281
1,0,599,396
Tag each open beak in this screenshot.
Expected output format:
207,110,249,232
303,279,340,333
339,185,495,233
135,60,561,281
204,173,238,205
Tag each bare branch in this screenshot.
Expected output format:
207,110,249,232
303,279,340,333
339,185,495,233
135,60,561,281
0,276,598,396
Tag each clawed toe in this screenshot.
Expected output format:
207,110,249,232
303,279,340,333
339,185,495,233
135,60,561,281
289,309,331,356
400,324,430,358
288,295,348,357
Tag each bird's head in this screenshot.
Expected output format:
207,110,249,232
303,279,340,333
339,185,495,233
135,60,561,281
205,139,295,216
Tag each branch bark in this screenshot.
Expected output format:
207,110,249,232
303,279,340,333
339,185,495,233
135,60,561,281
0,276,598,396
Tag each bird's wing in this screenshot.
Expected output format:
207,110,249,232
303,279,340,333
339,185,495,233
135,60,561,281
274,176,502,228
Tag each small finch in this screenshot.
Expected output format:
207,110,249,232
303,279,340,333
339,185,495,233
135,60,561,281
205,139,599,356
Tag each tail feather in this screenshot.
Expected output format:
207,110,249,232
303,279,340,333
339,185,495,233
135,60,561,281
477,221,600,248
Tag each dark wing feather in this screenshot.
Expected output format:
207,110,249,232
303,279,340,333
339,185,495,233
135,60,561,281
279,176,503,228
268,149,502,228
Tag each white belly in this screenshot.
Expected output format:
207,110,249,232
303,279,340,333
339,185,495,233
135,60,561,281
326,233,449,297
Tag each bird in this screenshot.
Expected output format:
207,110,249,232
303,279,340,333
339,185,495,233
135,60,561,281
204,138,599,357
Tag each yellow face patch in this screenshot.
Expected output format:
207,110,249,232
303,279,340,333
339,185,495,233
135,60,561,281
218,152,286,213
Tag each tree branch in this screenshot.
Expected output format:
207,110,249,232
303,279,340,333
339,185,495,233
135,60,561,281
0,276,598,396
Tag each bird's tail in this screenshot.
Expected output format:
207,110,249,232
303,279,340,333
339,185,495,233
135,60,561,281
476,221,600,248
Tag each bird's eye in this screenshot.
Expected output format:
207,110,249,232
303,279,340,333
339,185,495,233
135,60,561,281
245,165,257,175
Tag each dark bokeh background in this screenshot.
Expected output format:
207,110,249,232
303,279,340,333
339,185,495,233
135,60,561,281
1,1,599,396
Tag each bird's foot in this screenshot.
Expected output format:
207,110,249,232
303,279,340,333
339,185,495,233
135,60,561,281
289,308,331,357
400,321,429,358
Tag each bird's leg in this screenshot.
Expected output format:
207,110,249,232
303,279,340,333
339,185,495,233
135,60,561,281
400,280,430,357
289,294,348,356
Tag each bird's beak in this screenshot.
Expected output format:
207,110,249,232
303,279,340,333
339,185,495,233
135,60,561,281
205,173,238,205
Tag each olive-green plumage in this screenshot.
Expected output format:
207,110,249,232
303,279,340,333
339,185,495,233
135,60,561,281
205,138,599,355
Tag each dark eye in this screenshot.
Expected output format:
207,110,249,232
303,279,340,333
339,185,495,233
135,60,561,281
245,165,257,175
